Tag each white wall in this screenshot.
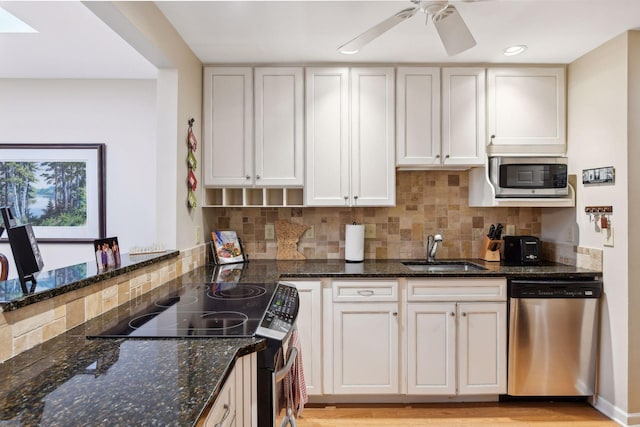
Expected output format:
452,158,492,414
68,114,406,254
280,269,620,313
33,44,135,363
557,31,640,425
0,79,157,277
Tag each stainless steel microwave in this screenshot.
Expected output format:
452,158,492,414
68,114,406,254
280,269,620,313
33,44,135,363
489,156,569,198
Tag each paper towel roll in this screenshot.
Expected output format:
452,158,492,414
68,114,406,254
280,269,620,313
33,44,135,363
345,224,364,262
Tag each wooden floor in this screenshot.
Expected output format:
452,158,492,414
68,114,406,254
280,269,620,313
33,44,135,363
291,402,617,426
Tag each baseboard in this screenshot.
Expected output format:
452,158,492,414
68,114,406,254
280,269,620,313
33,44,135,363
593,394,640,426
308,394,500,405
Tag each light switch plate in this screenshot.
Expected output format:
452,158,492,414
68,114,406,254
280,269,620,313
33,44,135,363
265,224,275,240
506,224,515,236
364,224,376,238
304,225,315,239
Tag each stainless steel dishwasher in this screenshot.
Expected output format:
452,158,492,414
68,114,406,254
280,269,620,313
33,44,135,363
507,278,603,396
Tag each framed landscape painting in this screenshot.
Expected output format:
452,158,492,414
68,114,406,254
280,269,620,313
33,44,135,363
0,144,106,242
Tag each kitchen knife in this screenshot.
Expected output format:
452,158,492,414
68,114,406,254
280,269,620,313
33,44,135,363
495,223,503,240
488,224,495,239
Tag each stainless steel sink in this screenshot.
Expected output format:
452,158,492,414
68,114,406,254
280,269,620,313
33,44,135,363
401,261,487,272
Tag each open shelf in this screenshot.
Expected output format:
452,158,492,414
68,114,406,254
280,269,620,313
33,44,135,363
203,187,304,207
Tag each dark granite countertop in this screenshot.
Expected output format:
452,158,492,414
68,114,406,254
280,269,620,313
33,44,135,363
0,250,180,312
0,265,266,427
0,258,600,426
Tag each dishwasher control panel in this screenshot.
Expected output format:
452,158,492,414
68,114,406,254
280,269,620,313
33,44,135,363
509,279,603,298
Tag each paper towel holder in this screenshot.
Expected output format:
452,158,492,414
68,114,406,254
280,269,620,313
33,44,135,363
345,223,365,263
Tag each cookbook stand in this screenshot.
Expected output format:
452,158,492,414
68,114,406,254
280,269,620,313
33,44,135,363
481,236,502,262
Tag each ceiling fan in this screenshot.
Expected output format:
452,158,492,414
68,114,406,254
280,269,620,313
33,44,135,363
338,0,477,56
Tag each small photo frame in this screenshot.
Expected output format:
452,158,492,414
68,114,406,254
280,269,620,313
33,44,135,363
211,230,245,265
93,236,121,270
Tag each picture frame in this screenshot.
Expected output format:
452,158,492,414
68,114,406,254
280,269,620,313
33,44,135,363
211,230,245,265
93,236,121,270
0,143,106,242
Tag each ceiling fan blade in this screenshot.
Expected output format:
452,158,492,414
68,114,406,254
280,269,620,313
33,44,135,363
338,7,418,54
432,4,476,56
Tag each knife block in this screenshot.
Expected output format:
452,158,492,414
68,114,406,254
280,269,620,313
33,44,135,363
481,236,502,262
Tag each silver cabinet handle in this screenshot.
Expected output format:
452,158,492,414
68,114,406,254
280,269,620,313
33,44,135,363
357,289,374,297
392,312,398,317
353,195,358,206
245,175,251,180
445,154,450,159
461,312,467,317
256,175,261,180
435,154,440,159
214,404,231,427
450,312,455,317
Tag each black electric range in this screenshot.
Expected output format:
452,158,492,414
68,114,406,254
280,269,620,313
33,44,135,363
93,281,296,339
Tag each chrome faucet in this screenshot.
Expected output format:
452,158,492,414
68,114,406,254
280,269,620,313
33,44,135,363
426,234,443,262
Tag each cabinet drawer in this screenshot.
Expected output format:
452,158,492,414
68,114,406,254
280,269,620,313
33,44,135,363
407,278,506,302
332,280,398,302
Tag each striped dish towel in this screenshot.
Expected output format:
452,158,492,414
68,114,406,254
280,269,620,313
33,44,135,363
283,328,308,417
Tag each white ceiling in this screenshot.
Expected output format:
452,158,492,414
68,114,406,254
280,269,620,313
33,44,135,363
2,0,640,79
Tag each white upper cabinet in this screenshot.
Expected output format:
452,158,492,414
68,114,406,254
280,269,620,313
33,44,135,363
350,67,395,206
203,67,253,187
305,67,350,206
203,66,303,188
254,67,304,186
306,67,395,206
442,67,486,166
487,67,566,155
396,67,441,167
396,67,485,168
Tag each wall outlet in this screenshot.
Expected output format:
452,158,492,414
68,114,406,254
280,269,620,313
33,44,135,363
604,226,614,247
265,224,275,240
195,226,201,244
304,225,315,239
364,224,376,238
506,224,515,236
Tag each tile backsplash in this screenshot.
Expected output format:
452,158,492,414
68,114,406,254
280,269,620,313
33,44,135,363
208,171,542,260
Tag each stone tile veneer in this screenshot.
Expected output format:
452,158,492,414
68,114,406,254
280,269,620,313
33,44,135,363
542,241,603,271
209,171,542,261
0,244,207,363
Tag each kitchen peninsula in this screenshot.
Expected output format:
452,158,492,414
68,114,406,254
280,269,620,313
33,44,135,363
0,257,599,425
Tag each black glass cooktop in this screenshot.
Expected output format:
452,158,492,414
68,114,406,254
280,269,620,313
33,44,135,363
93,282,278,338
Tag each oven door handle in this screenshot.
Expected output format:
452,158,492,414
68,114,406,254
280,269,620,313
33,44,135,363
275,346,298,383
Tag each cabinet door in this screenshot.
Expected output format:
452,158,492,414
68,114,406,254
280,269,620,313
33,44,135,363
203,67,253,187
203,364,236,426
457,302,507,395
396,67,441,167
254,68,304,186
406,303,456,395
350,67,396,206
288,281,323,395
487,67,566,155
332,302,399,394
305,68,350,206
442,68,486,166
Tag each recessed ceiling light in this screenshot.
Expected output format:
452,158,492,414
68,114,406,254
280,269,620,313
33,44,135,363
503,45,527,56
0,7,38,33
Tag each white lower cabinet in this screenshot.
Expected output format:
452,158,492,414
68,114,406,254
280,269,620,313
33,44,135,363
405,278,507,396
287,280,323,395
329,280,400,394
202,368,236,427
332,301,400,394
304,277,506,400
201,353,257,427
406,301,507,395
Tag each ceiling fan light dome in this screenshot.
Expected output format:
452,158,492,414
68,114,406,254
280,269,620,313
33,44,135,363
504,45,528,56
